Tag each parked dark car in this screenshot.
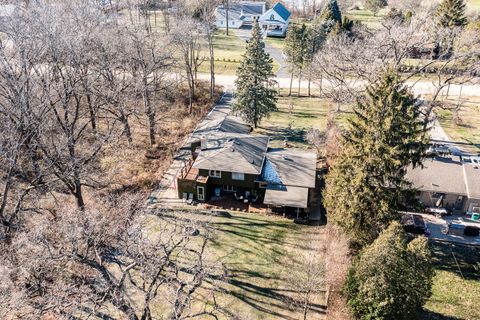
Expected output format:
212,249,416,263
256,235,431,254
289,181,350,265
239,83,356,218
401,214,430,236
426,144,451,157
464,226,480,237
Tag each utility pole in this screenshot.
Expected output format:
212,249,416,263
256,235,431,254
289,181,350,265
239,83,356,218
226,0,229,36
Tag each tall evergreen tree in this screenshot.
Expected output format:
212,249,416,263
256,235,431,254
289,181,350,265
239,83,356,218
319,0,342,24
323,70,428,247
284,23,311,96
435,0,467,28
233,20,277,128
345,222,433,320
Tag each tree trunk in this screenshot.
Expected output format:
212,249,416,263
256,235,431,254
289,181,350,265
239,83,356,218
298,72,302,97
0,154,17,222
208,32,215,98
289,72,294,96
119,111,133,145
307,74,311,97
86,93,97,133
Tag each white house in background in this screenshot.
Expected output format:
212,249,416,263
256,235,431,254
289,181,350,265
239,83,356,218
215,2,266,29
259,2,291,37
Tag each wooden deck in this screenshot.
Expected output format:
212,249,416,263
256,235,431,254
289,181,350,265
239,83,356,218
204,195,270,214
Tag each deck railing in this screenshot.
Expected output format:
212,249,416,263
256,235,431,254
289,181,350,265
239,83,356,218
180,158,194,180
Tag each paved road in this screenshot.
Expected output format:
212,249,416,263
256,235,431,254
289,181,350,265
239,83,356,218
201,73,480,98
235,27,289,78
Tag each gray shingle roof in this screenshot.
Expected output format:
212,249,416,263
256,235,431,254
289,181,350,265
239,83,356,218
264,185,309,208
193,135,269,174
216,2,265,20
464,162,480,199
261,149,317,188
406,157,468,195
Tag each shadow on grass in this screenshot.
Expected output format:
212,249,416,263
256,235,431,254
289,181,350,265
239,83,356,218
430,240,480,280
258,126,306,143
219,278,326,320
418,310,463,320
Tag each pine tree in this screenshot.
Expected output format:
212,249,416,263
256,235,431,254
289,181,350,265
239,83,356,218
233,20,277,128
284,23,311,96
319,0,342,24
323,70,428,248
345,222,433,320
435,0,467,28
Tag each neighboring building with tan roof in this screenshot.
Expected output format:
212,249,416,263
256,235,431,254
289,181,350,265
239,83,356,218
406,155,480,214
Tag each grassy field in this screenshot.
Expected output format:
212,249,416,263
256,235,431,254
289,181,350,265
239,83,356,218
196,31,281,75
424,241,480,319
255,89,352,148
436,98,480,153
148,210,327,319
345,9,385,28
468,0,480,10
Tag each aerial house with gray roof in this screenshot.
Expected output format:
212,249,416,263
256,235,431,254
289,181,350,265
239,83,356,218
406,155,480,215
176,97,317,214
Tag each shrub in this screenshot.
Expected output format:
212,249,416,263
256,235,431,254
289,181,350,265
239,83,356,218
345,222,433,320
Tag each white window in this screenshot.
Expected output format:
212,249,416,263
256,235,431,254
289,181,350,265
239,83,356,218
232,172,245,181
209,170,221,178
232,21,235,26
223,185,237,192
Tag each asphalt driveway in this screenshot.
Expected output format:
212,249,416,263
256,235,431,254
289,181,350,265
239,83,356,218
235,27,289,78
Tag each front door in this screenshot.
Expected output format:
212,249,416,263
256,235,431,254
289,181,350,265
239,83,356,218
197,186,205,201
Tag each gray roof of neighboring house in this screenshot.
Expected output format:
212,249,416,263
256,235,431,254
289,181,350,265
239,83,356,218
0,4,15,18
264,185,309,208
216,2,265,20
261,149,317,188
406,157,468,195
193,135,269,174
215,7,242,21
464,161,480,199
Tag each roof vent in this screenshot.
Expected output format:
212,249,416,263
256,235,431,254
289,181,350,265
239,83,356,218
230,147,235,152
251,159,255,164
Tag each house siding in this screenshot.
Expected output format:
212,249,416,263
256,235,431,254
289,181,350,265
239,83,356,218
198,169,258,189
417,191,469,212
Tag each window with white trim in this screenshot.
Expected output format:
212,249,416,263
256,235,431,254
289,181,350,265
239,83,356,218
232,172,245,181
209,170,221,178
223,185,237,192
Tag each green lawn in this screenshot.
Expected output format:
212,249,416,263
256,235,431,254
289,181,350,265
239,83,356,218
468,0,480,10
424,241,480,319
345,9,386,29
148,210,327,319
265,36,285,51
255,90,352,148
196,31,280,75
436,98,480,153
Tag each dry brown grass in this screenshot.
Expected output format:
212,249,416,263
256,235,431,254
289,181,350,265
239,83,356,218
323,225,352,320
99,81,222,195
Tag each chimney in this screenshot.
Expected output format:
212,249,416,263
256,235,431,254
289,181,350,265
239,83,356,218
200,137,207,151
